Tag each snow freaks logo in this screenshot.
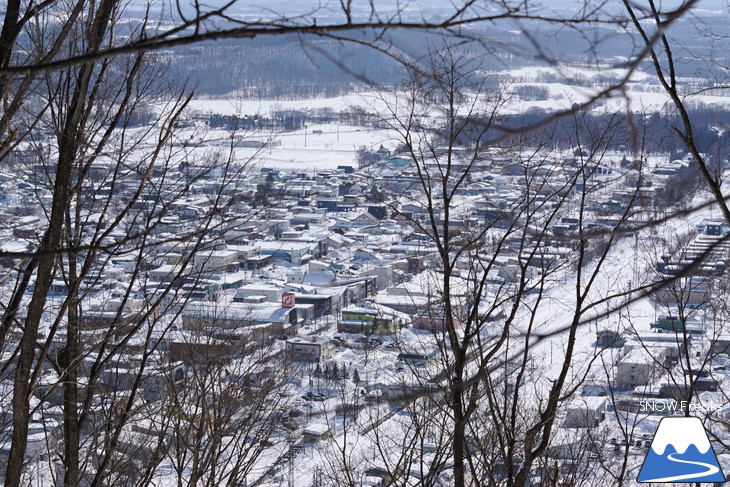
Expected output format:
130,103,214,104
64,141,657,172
637,417,725,483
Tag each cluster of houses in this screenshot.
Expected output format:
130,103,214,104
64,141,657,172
583,221,730,426
0,131,714,482
0,143,703,381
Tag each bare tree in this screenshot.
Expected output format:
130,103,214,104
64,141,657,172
313,40,718,487
0,2,273,484
621,0,730,223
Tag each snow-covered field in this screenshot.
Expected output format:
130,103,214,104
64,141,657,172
180,64,730,174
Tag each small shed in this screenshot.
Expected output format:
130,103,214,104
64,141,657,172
302,423,332,442
563,397,607,428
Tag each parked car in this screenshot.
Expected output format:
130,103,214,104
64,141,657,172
303,391,326,402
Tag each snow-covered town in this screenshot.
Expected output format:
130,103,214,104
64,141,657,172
3,1,730,486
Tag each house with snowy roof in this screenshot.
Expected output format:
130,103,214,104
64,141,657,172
338,304,407,334
285,336,336,363
302,269,336,287
181,301,300,337
350,210,380,227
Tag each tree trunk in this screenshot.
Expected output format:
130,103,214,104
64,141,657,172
62,249,80,487
4,2,114,484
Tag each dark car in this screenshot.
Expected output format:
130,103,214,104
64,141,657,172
303,392,326,402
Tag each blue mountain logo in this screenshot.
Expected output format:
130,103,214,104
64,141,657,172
638,417,725,483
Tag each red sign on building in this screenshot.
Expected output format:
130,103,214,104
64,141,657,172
282,293,295,308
